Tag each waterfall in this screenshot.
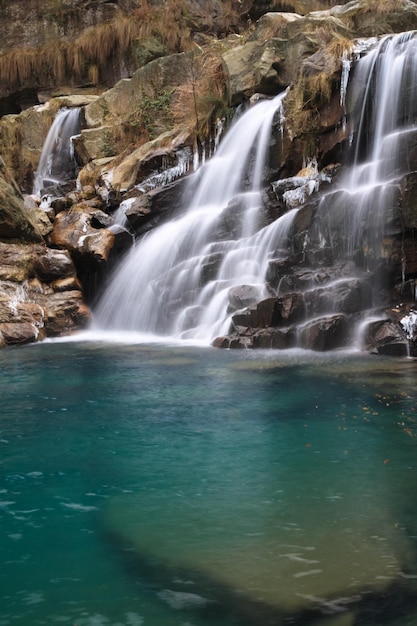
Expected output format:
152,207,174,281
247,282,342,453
93,92,294,341
33,107,81,197
92,31,417,349
318,32,417,262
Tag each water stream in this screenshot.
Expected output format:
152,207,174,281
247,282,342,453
317,31,417,262
33,107,81,197
93,93,289,341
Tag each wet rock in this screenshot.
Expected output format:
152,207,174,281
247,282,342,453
299,314,349,351
34,248,75,281
401,171,417,229
364,319,409,356
40,291,91,337
265,254,303,286
49,204,115,270
0,240,91,347
232,297,277,328
228,285,263,310
229,335,254,349
252,327,297,348
304,278,371,317
51,276,83,292
109,128,192,192
0,321,40,345
232,293,305,330
211,335,232,348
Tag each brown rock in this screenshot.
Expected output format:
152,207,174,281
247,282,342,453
0,322,40,345
0,157,44,241
41,290,91,336
49,204,115,269
299,314,349,350
34,248,75,281
363,319,409,356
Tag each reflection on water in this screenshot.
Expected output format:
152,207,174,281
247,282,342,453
0,340,417,625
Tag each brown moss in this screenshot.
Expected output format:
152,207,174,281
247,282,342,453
0,1,248,91
365,0,407,14
284,36,354,155
171,49,230,143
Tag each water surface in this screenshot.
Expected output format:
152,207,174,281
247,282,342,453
1,339,417,625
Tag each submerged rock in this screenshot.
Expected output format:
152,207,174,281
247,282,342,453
103,470,416,624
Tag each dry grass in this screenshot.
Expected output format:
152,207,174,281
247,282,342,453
284,35,354,147
0,14,138,88
365,0,406,14
326,36,355,59
133,0,194,52
0,0,249,90
170,49,230,142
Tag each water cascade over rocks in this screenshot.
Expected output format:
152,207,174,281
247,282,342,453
33,107,81,198
93,93,291,341
93,32,417,352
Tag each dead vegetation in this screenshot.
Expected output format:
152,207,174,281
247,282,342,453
171,48,231,143
365,0,407,14
0,0,246,91
284,35,354,150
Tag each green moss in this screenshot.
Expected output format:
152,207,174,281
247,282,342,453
141,89,174,138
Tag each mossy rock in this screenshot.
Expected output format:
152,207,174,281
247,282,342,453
0,158,44,241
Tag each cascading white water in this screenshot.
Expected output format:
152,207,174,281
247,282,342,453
33,107,81,197
320,32,417,260
93,92,297,341
93,32,417,348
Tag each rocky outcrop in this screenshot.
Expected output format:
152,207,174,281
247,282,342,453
0,241,90,347
0,157,45,241
48,202,115,271
0,159,92,346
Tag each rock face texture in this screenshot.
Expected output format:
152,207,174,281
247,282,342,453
0,158,91,346
1,0,417,351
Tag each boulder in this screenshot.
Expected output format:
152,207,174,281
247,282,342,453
48,203,115,270
109,128,192,191
34,248,75,281
228,284,263,310
363,319,409,356
39,290,91,337
249,12,302,42
299,314,349,350
312,0,417,37
222,39,288,103
84,51,202,129
0,157,44,241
